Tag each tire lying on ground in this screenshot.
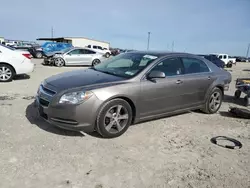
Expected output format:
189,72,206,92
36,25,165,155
229,107,250,119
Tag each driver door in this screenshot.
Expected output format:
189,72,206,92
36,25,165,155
64,49,81,64
139,57,186,117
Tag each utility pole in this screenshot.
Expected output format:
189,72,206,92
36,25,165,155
246,43,250,59
51,26,54,38
171,41,175,52
147,32,151,50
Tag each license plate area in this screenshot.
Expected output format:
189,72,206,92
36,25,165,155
38,105,48,120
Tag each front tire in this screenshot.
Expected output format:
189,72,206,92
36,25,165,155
202,87,223,114
0,64,15,82
54,58,65,67
96,99,133,138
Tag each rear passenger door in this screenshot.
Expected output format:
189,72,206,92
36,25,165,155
81,49,96,65
181,57,215,106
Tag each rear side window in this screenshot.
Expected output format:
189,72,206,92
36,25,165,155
182,58,210,74
83,49,96,54
68,49,81,55
93,46,97,49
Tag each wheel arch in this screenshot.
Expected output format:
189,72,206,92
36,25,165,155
0,62,16,74
205,84,224,102
97,95,137,124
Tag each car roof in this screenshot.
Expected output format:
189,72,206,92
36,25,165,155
125,50,197,57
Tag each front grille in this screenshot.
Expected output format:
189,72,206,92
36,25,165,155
39,98,49,107
41,85,56,96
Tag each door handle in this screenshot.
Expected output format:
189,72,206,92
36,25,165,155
176,80,183,84
208,76,211,80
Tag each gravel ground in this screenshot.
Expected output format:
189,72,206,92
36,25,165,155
0,59,249,188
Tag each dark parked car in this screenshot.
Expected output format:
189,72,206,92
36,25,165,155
202,55,225,68
35,51,232,138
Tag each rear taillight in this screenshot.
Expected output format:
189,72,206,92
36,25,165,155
23,53,31,59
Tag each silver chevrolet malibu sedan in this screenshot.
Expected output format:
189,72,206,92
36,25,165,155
35,51,232,138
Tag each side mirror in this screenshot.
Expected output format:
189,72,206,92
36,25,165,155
147,70,166,79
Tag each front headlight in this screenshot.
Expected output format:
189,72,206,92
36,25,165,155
59,91,93,104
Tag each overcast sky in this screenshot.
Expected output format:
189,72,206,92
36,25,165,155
1,0,249,55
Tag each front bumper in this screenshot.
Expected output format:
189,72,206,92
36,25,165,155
43,57,54,65
34,95,102,132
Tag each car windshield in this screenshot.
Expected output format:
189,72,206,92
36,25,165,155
93,53,159,78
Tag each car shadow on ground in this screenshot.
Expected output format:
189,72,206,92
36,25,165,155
13,74,30,81
25,102,84,137
223,94,246,106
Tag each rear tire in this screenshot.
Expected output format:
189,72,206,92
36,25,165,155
96,99,133,138
36,52,43,58
227,62,232,68
0,64,15,82
234,90,241,99
105,53,110,58
201,87,223,114
92,59,101,66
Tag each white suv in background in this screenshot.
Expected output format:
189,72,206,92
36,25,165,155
211,53,236,68
87,45,111,58
0,44,34,82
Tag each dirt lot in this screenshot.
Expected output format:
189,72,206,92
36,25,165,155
0,60,249,188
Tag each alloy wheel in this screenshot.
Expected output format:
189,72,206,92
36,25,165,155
209,91,221,112
0,66,12,81
92,59,100,66
104,105,129,134
54,58,64,67
36,52,42,58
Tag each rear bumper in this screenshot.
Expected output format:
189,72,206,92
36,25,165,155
224,84,230,91
16,60,34,75
34,95,102,132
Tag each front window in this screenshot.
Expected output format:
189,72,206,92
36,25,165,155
93,53,159,78
150,58,184,76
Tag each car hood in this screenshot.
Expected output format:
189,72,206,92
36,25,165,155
44,51,63,57
45,68,126,91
